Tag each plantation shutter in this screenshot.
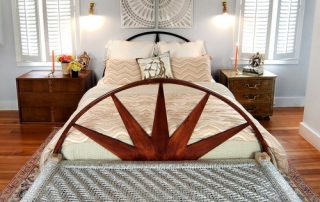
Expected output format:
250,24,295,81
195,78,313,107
274,0,303,59
44,0,74,56
239,0,273,56
16,0,41,61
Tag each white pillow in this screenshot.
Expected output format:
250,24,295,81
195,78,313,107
105,40,155,60
157,40,207,57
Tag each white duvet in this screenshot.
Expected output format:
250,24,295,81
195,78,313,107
41,81,288,172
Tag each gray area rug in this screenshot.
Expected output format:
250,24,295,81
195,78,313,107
23,159,301,202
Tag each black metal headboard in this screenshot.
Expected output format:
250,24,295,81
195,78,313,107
126,31,190,42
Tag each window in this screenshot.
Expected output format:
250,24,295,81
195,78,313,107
237,0,305,63
12,0,78,64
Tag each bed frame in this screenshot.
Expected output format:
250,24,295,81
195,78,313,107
54,32,270,160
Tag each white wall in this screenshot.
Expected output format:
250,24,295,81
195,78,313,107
300,0,320,150
0,0,316,109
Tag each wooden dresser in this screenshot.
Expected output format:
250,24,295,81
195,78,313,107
16,70,93,123
219,69,277,118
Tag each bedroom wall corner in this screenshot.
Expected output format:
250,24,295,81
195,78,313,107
299,0,320,151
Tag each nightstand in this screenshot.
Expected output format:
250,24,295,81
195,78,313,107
219,69,277,118
16,70,94,123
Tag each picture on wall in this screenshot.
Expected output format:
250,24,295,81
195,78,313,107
158,0,193,29
120,0,156,28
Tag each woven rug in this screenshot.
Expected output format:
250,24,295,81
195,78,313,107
1,128,319,202
22,159,302,201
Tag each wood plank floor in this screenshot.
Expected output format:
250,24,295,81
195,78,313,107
0,108,319,195
260,108,320,195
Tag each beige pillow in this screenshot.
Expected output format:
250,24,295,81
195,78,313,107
105,40,155,60
157,41,207,57
171,55,212,82
103,59,141,85
137,52,173,79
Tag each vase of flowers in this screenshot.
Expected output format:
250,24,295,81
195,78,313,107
69,61,82,78
56,54,74,75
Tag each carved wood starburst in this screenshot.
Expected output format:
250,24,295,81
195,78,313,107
54,79,269,160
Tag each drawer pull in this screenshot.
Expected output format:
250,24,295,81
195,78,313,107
245,106,257,111
244,94,259,101
246,83,260,89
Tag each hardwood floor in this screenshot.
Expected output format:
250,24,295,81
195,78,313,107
0,108,319,196
0,111,61,191
260,108,320,195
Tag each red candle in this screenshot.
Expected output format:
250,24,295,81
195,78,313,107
234,45,238,72
52,50,55,72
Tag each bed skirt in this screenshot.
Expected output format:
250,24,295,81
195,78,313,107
22,159,301,202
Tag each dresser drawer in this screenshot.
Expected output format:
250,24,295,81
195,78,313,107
234,92,273,104
242,103,273,116
50,80,86,92
18,93,83,107
17,80,49,92
20,107,77,122
229,79,274,92
20,107,51,122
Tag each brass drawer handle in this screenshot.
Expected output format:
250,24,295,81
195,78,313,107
245,106,257,111
244,94,259,101
246,83,260,89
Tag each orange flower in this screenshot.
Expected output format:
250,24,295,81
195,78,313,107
56,54,74,63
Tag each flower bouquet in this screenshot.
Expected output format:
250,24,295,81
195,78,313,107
68,61,82,78
56,54,74,75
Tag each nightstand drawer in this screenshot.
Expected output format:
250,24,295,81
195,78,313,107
18,80,49,92
18,93,83,107
234,92,273,104
242,103,273,116
51,80,86,92
229,79,273,92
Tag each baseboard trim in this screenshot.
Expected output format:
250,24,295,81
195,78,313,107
0,101,18,110
274,97,305,107
300,122,320,151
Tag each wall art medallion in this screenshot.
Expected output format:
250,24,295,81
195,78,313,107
120,0,156,28
158,0,193,28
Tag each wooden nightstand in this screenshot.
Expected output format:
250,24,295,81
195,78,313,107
16,70,94,123
219,69,277,118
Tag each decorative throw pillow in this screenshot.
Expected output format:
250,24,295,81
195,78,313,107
137,52,173,79
103,59,141,85
171,55,212,82
157,41,207,58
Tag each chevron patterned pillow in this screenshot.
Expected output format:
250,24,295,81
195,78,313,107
171,55,212,82
103,59,141,85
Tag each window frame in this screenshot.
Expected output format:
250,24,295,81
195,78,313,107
234,0,305,65
11,0,80,67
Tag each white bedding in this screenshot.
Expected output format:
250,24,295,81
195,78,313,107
41,80,288,172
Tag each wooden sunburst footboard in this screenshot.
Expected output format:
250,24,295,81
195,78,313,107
53,79,270,160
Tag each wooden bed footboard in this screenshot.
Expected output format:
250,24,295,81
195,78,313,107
53,79,270,160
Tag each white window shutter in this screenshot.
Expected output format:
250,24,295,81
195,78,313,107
44,0,75,56
274,0,304,60
239,0,273,56
16,0,41,61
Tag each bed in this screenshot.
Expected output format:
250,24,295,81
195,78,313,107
24,32,298,201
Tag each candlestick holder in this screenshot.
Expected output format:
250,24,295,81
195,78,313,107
48,71,55,78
